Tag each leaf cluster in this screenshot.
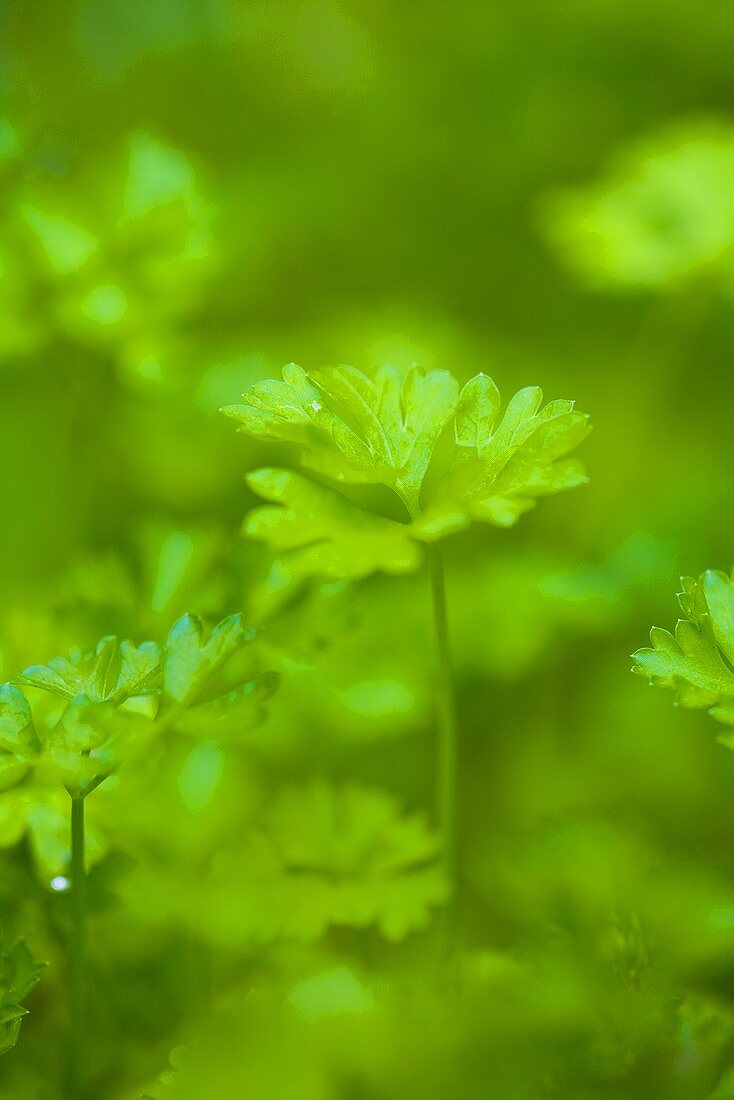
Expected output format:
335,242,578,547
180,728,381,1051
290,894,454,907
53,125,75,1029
2,613,277,798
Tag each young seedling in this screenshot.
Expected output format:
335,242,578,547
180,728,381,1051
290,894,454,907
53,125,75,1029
633,567,734,736
4,612,276,1096
223,363,591,929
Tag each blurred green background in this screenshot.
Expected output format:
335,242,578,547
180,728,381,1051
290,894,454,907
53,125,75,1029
2,1,734,1097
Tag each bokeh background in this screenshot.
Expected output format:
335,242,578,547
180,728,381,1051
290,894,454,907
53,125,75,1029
2,2,734,1097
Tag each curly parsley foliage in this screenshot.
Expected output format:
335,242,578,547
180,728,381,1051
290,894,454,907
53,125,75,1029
633,568,734,729
224,363,590,597
0,933,45,1056
3,613,276,799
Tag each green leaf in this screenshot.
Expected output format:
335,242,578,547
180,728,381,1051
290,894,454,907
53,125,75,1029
0,685,39,760
51,696,149,791
0,120,21,162
124,132,199,221
225,365,590,587
454,371,501,449
14,788,107,875
163,613,250,706
177,741,225,812
287,965,374,1021
174,672,280,739
633,568,734,728
704,569,734,666
224,362,459,513
0,685,40,792
249,778,448,941
0,934,45,1056
245,468,424,601
15,637,161,704
544,121,734,290
21,205,98,276
433,377,591,528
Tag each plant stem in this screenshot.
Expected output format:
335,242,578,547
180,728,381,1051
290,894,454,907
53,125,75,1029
69,792,87,1098
426,544,458,905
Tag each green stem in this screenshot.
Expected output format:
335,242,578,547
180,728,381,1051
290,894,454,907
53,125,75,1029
427,544,458,903
69,792,87,1098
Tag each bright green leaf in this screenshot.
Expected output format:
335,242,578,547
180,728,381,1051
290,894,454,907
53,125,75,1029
0,933,45,1056
124,131,198,220
21,205,98,276
15,637,161,704
287,966,374,1021
163,613,249,706
434,378,591,528
224,362,459,513
245,468,424,602
0,685,40,792
633,568,734,728
225,365,590,589
177,741,224,812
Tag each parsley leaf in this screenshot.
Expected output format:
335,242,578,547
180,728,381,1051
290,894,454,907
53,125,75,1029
225,364,590,591
223,362,459,514
162,613,253,706
0,685,39,790
3,613,276,800
0,934,45,1056
15,637,161,704
432,376,591,528
210,782,448,943
633,569,734,728
49,697,150,790
172,673,280,740
245,468,424,596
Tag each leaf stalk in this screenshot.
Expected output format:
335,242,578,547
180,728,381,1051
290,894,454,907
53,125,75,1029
426,543,458,927
68,791,87,1098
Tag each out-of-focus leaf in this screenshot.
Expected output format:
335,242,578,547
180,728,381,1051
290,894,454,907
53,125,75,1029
210,782,447,944
176,741,225,813
0,684,39,790
174,672,280,739
0,933,45,1056
544,121,734,290
123,132,200,222
287,966,375,1021
20,205,98,276
0,782,107,876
